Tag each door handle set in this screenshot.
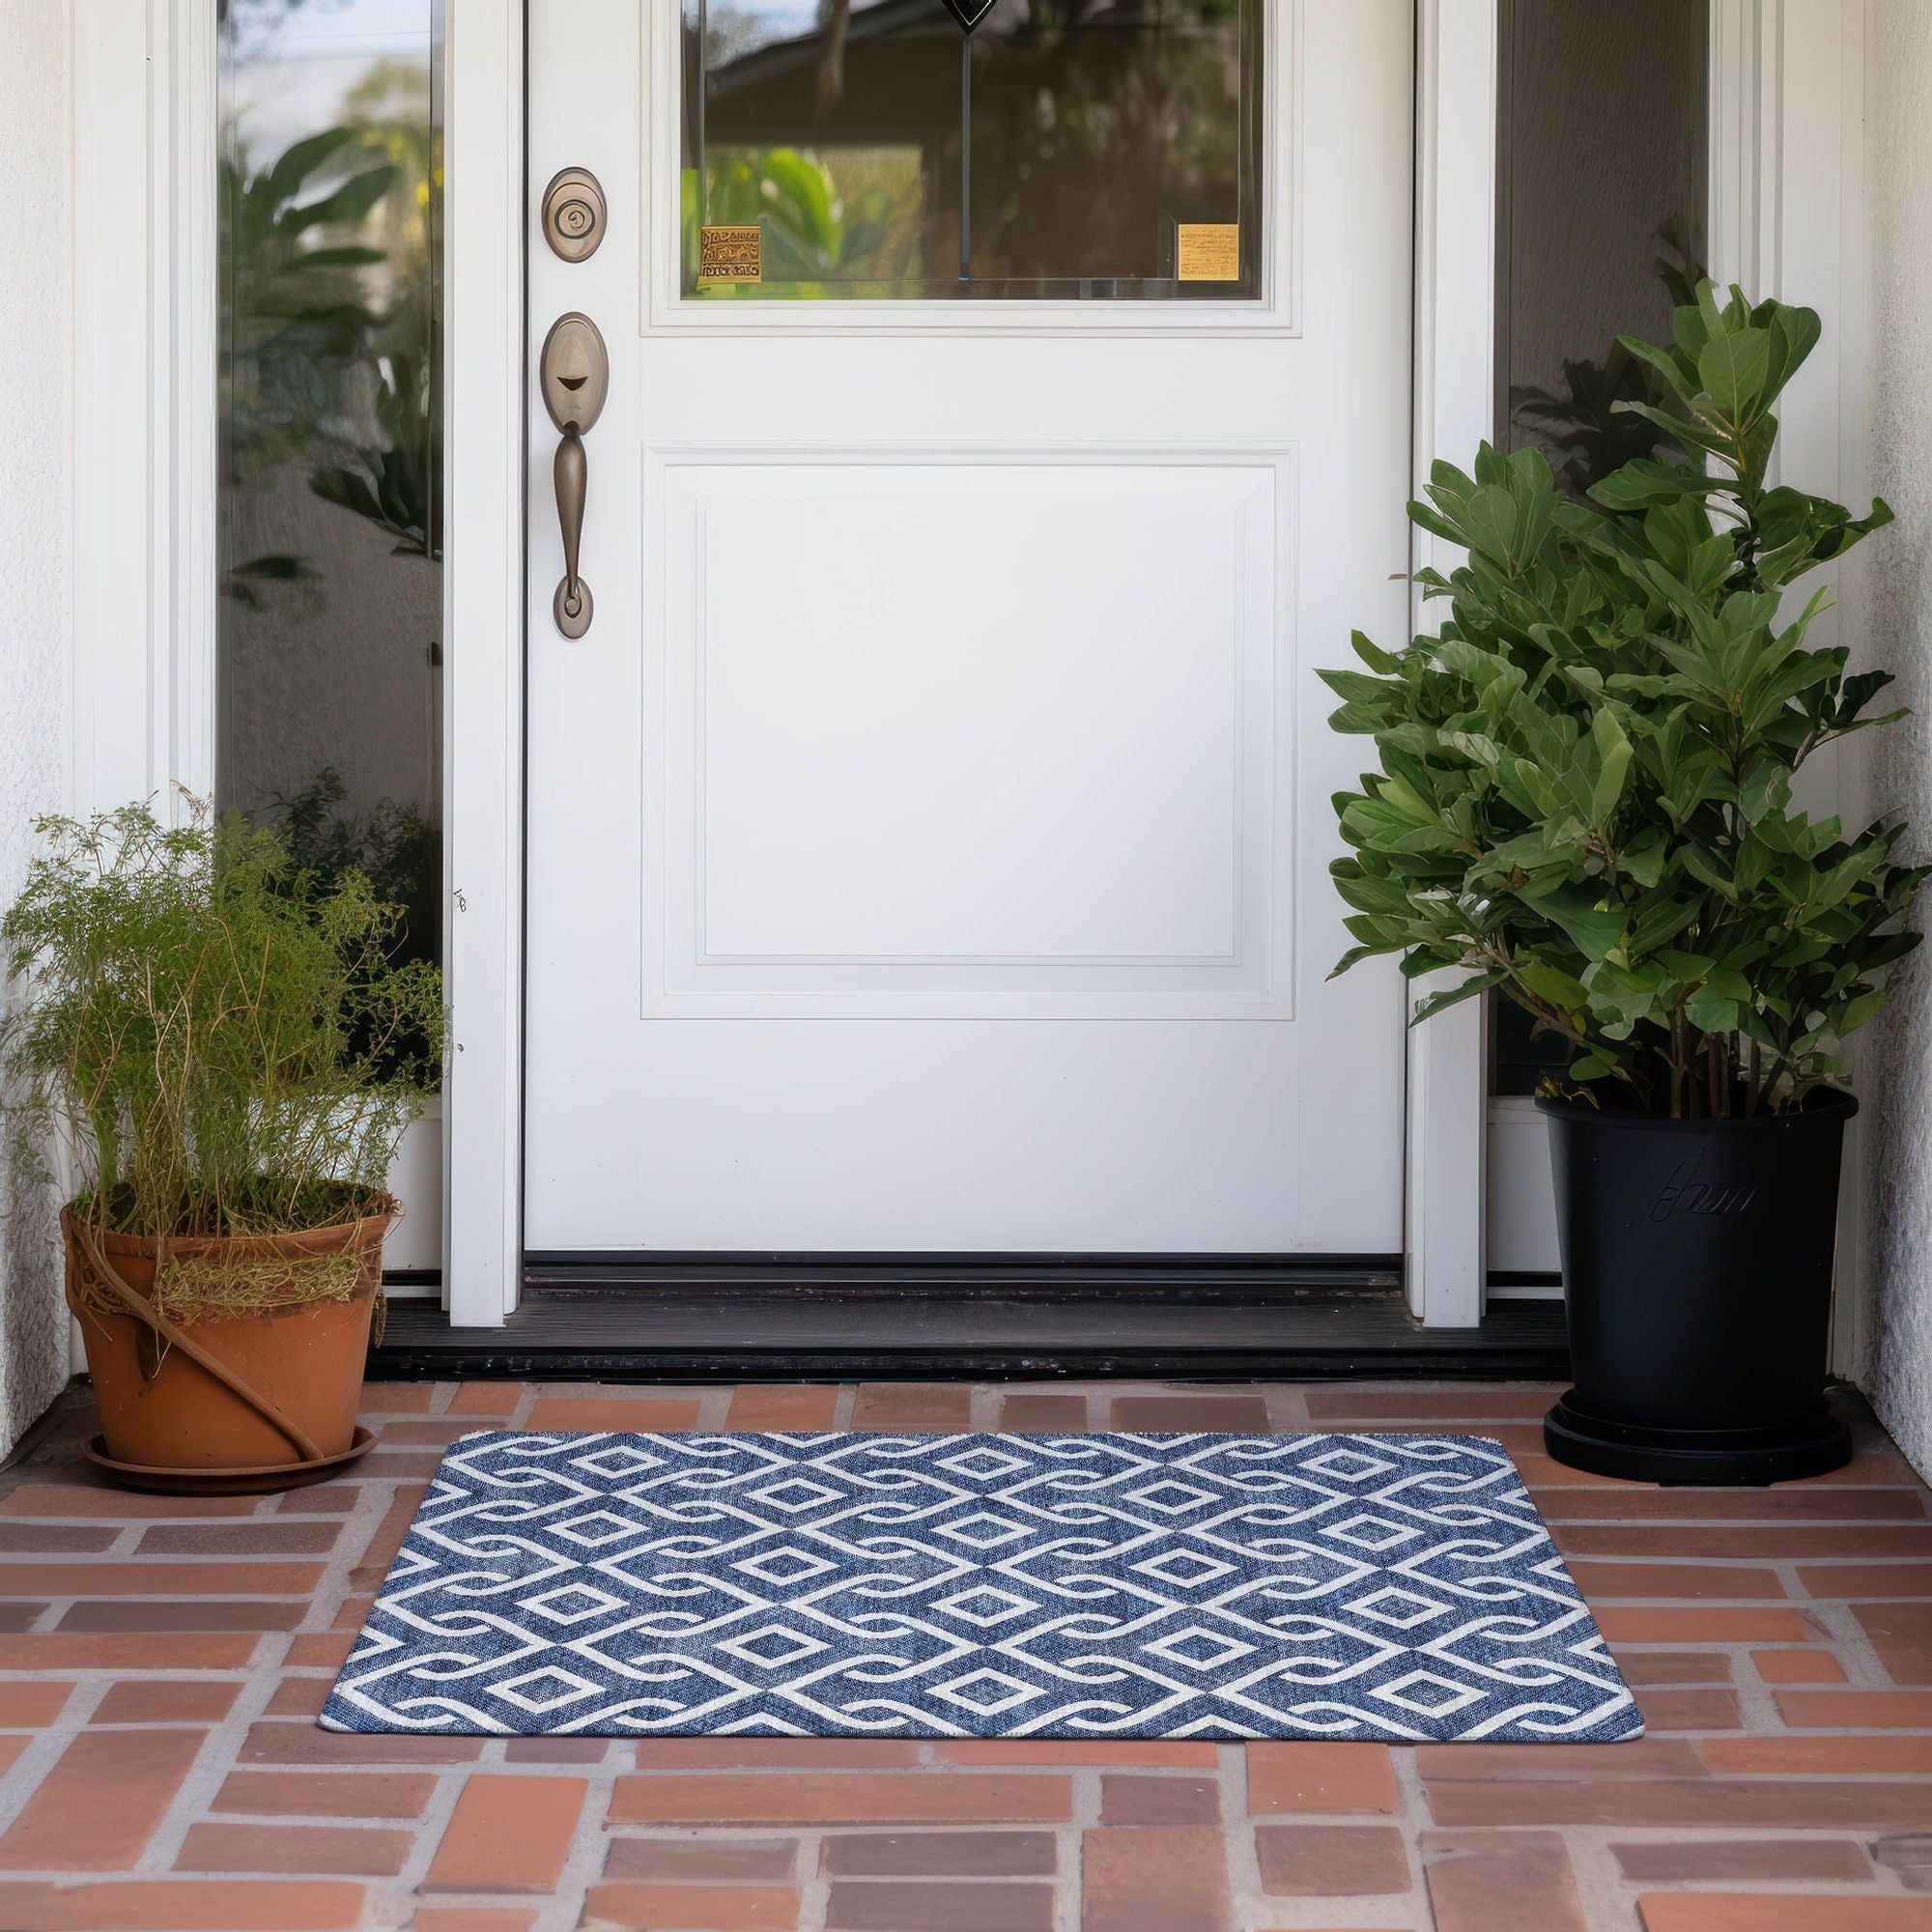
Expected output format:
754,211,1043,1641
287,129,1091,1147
539,311,609,638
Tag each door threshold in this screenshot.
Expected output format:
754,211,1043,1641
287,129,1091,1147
372,1281,1568,1381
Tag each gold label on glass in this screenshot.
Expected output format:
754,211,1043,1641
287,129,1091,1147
698,225,762,282
1177,223,1240,283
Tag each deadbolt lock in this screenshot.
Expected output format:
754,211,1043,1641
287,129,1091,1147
542,166,607,263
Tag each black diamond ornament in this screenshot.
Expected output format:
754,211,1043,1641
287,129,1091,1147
938,0,1000,32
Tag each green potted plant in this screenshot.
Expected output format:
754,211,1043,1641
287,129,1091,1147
1324,282,1921,1483
1,798,441,1492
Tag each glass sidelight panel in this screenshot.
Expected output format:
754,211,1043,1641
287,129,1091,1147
680,0,1264,300
1490,0,1707,1097
215,0,442,984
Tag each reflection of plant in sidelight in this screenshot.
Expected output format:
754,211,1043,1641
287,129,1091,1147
217,0,443,1003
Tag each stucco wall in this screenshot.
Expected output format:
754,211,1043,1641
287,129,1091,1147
1863,3,1932,1476
0,3,76,1455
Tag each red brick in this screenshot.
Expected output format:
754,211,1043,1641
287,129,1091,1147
1536,1486,1927,1521
284,1633,355,1668
1638,1899,1932,1931
1304,1389,1555,1420
1619,1651,1735,1686
239,1720,480,1765
356,1383,435,1411
1098,1776,1220,1824
425,1775,588,1892
0,1485,261,1519
584,1885,801,1929
1803,1564,1932,1599
263,1678,330,1718
1700,1735,1932,1775
0,1525,118,1552
133,1521,340,1555
1424,1778,1932,1830
849,1385,973,1432
819,1835,1055,1878
90,1680,239,1724
0,1879,366,1929
503,1737,609,1764
366,1420,490,1446
1751,1647,1850,1684
938,1742,1215,1769
57,1600,304,1633
999,1393,1090,1432
611,1774,1071,1827
1566,1561,1787,1599
1592,1606,1825,1643
1641,1688,1745,1730
636,1741,921,1771
1776,1689,1932,1728
279,1487,360,1514
0,1729,207,1870
1081,1826,1229,1932
526,1397,703,1432
0,1681,71,1726
0,1633,258,1668
175,1823,412,1878
727,1385,842,1430
0,1561,323,1597
827,1882,1050,1930
1613,1840,1872,1884
1109,1395,1270,1433
1416,1739,1706,1781
1421,1831,1589,1932
412,1913,539,1932
446,1382,525,1418
1248,1742,1399,1814
1254,1824,1409,1895
1562,1523,1932,1558
1859,1604,1932,1683
211,1771,437,1819
611,1840,801,1882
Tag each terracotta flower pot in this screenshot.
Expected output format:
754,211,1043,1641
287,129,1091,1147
64,1201,393,1485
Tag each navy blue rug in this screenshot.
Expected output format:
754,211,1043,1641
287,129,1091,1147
322,1430,1641,1743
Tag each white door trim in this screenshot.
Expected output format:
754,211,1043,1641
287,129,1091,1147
442,0,526,1323
1405,0,1497,1326
77,0,1862,1334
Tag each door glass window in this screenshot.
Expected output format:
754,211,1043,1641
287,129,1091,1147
680,0,1263,300
215,0,443,988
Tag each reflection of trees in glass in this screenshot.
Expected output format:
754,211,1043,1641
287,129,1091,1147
217,3,442,1046
688,0,1254,298
1506,220,1704,497
694,147,926,293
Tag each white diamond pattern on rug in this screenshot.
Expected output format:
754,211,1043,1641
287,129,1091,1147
321,1431,1643,1742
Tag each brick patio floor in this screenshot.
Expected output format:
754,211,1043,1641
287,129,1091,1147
0,1378,1925,1931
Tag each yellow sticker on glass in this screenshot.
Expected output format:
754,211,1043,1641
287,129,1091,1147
1177,223,1240,283
699,225,762,283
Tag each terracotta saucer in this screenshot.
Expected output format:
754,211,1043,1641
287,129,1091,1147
82,1424,376,1495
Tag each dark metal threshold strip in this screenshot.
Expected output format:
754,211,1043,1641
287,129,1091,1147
372,1276,1569,1382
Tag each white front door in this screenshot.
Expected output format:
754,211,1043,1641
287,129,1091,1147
524,0,1412,1255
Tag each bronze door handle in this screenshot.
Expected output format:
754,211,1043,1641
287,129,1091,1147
539,312,610,638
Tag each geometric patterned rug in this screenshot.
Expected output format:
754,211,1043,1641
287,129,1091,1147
321,1430,1643,1743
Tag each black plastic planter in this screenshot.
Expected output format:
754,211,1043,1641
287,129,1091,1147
1537,1090,1855,1485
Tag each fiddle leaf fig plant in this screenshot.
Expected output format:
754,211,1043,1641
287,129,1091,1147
1325,281,1923,1118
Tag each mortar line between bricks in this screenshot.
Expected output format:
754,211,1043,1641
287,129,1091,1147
0,1669,114,1846
137,1627,301,1876
798,1822,832,1932
529,1752,615,1932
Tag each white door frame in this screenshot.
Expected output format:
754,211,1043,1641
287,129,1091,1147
66,0,1855,1334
